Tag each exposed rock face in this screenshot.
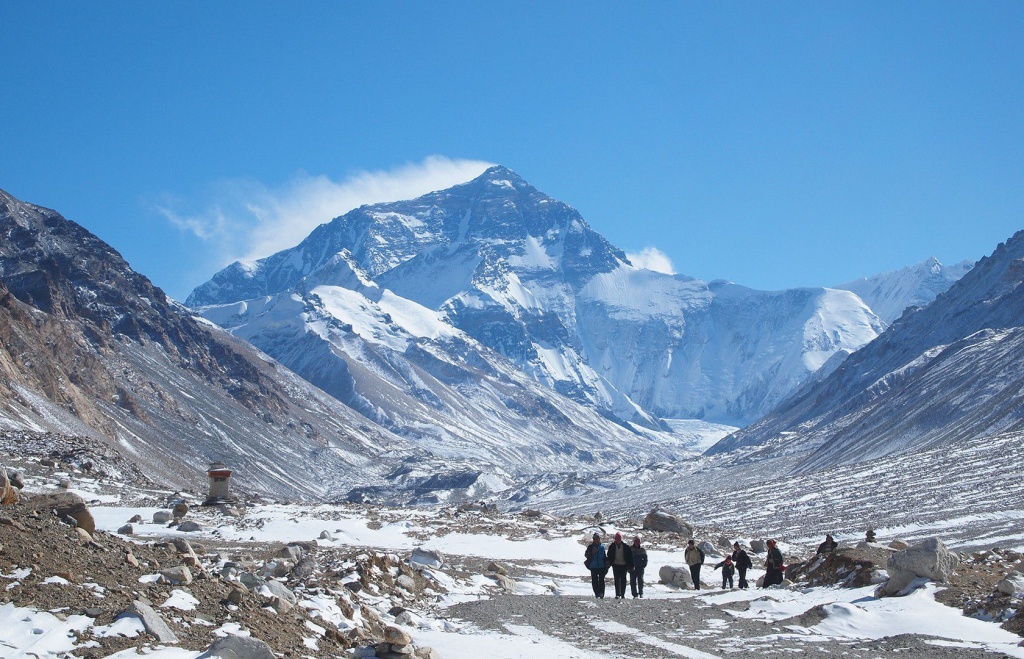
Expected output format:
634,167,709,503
881,537,958,596
642,510,693,537
0,188,433,502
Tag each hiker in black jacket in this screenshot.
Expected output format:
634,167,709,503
606,532,634,599
629,536,648,598
713,556,736,589
731,542,753,589
763,539,785,587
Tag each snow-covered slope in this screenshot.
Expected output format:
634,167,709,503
190,166,884,427
836,256,973,324
708,229,1024,471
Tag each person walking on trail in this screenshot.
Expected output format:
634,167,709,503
606,532,634,599
684,539,705,590
731,542,753,589
630,535,648,598
713,556,736,589
584,533,608,598
763,539,785,587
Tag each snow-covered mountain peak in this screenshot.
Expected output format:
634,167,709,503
836,256,973,324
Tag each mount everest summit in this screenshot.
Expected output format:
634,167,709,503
189,166,890,430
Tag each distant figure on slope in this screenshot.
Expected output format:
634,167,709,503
584,532,608,598
606,532,634,599
816,534,838,555
731,542,753,589
630,536,648,598
684,538,705,590
762,539,785,587
713,555,736,589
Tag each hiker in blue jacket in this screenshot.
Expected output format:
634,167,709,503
584,532,608,598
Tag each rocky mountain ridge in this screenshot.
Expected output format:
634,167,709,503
708,229,1024,470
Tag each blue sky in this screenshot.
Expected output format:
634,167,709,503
2,2,1023,301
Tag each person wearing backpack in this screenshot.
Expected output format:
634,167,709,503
584,532,608,598
763,539,785,587
630,536,648,598
684,538,705,590
713,556,736,589
605,532,634,599
731,542,753,589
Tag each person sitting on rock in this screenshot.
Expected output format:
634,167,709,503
584,532,608,598
630,536,648,598
763,539,785,587
816,534,838,555
713,555,736,589
606,532,634,599
731,542,753,589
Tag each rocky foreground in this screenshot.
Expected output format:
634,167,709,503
3,448,1024,658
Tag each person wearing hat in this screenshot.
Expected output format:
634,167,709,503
763,539,785,587
605,532,634,599
731,542,753,589
629,535,648,598
584,532,608,598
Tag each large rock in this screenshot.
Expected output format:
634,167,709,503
788,546,893,588
160,566,193,585
490,573,516,592
1,469,18,505
881,537,958,596
996,575,1024,595
384,625,413,647
410,547,445,569
198,635,275,659
750,539,767,553
658,565,693,589
153,510,173,524
261,579,297,604
27,492,94,534
127,600,179,644
642,510,693,537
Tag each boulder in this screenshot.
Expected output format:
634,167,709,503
642,509,693,537
172,502,189,518
490,573,516,592
396,575,417,592
788,546,894,588
384,625,413,647
319,530,333,540
996,575,1024,596
880,537,957,596
750,539,767,553
160,566,193,585
410,547,445,569
414,648,442,659
487,561,508,575
129,514,143,524
28,492,95,534
658,565,693,589
889,539,910,551
8,471,24,489
117,524,134,536
177,520,202,532
261,559,294,578
261,579,296,604
698,540,719,558
153,510,173,524
127,600,179,644
198,635,275,659
1,470,18,505
1013,560,1024,574
277,545,303,561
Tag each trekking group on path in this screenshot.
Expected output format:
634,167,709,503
584,532,784,597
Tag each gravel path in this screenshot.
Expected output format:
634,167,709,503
443,593,1015,658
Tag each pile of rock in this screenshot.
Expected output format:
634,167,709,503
350,625,440,658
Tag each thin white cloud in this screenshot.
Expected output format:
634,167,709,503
626,247,676,275
158,156,494,265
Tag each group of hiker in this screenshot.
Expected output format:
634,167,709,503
584,532,649,598
583,532,787,597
